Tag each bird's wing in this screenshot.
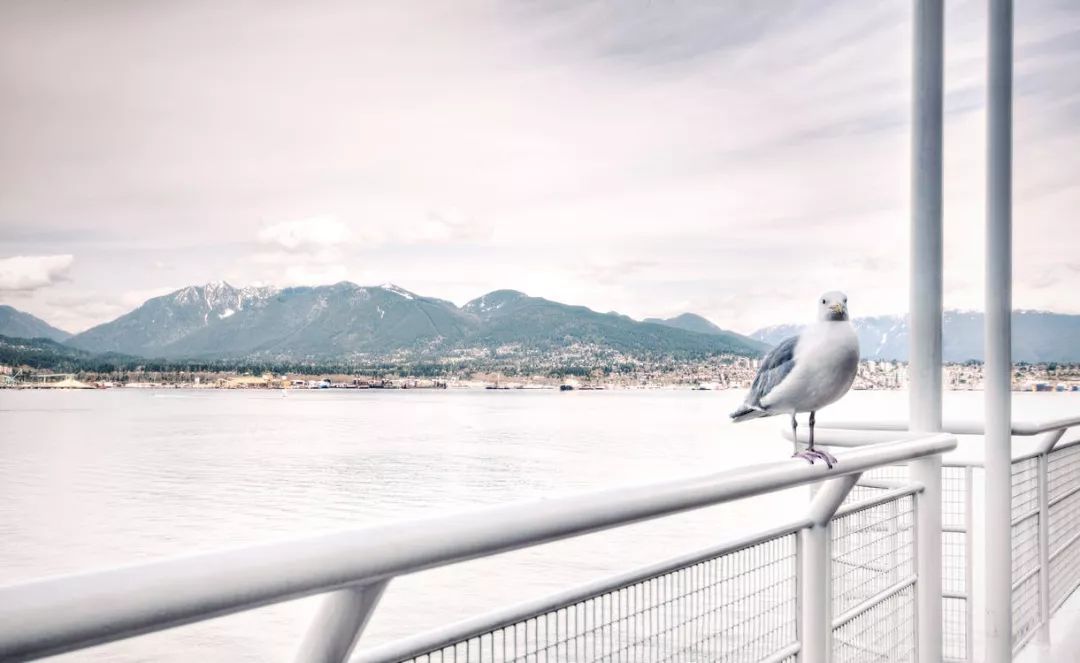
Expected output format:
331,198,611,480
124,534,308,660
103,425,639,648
747,335,798,407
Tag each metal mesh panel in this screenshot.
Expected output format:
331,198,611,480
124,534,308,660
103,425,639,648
1049,443,1080,612
831,495,915,619
943,596,967,662
941,520,967,596
397,534,798,663
942,466,968,532
1011,457,1042,650
842,466,910,506
830,493,916,663
845,484,887,503
942,528,968,661
941,467,970,662
1047,442,1080,504
1049,486,1080,557
861,466,908,482
1049,494,1080,612
843,466,970,661
832,584,916,663
1011,457,1040,523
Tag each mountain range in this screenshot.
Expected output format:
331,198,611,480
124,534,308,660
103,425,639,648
0,305,71,342
30,282,765,362
644,312,736,337
2,283,1078,365
751,310,1080,363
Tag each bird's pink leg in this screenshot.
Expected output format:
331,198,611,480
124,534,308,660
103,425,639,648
792,412,838,468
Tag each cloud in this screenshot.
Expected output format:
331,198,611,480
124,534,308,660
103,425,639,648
411,209,488,244
1,1,1078,330
0,254,74,292
282,263,350,286
257,216,350,251
578,256,659,285
31,285,182,333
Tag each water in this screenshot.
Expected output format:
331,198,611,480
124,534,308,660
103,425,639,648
2,388,1078,661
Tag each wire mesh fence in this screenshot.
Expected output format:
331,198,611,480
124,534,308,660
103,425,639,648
1011,456,1042,650
941,466,971,662
830,494,916,663
835,464,970,661
832,585,916,663
392,490,928,663
839,463,972,662
397,443,1080,663
1048,442,1080,613
825,435,1080,661
396,534,799,663
832,495,915,616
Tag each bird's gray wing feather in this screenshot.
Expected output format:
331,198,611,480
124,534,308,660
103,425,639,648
747,335,798,407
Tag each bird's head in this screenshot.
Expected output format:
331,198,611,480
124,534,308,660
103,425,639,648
817,291,849,322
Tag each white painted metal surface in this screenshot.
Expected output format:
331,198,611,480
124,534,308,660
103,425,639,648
295,581,389,663
1039,454,1052,644
910,2,946,661
986,0,1015,659
801,475,860,663
909,0,944,435
813,416,1080,438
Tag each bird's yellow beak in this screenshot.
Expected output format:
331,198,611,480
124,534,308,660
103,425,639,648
830,303,844,314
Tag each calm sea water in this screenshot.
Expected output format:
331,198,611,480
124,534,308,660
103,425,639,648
2,388,1078,661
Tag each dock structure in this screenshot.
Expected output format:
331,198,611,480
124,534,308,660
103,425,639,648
2,1,1080,662
26,374,95,389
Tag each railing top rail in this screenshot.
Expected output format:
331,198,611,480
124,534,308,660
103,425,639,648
820,415,1080,437
0,433,955,662
797,415,1080,465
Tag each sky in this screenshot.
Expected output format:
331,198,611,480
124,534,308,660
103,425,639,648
1,0,1078,334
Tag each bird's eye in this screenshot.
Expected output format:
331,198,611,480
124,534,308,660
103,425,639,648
821,299,826,304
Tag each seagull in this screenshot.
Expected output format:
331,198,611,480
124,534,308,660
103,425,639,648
730,291,859,468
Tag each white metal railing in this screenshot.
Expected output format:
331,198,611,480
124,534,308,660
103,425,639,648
0,434,955,663
804,415,1080,661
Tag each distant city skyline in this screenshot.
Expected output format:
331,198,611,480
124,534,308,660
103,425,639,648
2,0,1079,333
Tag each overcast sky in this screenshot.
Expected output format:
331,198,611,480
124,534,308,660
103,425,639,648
1,0,1078,334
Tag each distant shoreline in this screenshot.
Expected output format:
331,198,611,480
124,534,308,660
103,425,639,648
7,381,1080,393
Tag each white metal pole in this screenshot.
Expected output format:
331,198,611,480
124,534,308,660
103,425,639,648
910,1,945,661
799,474,859,663
799,524,831,663
911,3,944,432
1038,453,1051,642
294,580,389,663
985,0,1014,660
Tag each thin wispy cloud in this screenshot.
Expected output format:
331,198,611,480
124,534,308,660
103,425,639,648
0,0,1077,332
0,255,74,292
257,217,350,252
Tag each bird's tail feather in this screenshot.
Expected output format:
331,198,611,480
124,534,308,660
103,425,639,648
730,405,769,422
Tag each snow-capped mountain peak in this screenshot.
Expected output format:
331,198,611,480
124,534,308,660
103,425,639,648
379,283,416,300
463,290,527,315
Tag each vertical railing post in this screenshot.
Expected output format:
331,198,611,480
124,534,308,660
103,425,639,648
985,0,1014,660
1038,453,1051,642
799,474,859,663
911,1,945,661
799,524,831,663
294,580,390,663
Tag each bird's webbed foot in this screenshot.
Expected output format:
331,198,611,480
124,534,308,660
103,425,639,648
791,448,838,469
